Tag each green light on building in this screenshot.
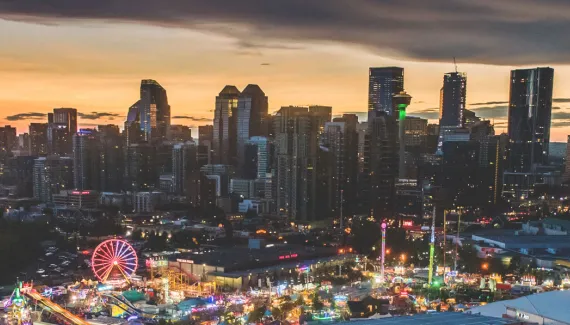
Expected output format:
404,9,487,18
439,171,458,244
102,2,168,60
398,104,407,121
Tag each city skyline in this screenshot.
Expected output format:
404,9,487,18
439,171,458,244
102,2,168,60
3,2,570,141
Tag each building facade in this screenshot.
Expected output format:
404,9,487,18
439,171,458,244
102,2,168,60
368,67,404,115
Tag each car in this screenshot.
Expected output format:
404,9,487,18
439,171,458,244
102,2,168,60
36,269,45,274
49,264,57,268
45,252,53,256
61,261,71,266
41,274,48,278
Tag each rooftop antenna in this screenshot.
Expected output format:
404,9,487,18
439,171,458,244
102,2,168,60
453,57,458,73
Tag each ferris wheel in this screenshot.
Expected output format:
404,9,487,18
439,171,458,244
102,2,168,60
92,239,138,283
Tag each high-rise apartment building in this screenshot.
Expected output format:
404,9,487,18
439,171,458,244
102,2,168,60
368,67,404,115
198,125,214,145
213,85,240,165
47,110,73,155
139,79,170,141
33,156,73,203
404,117,428,147
172,142,199,200
125,143,157,191
323,114,359,216
237,85,268,169
53,108,78,135
364,110,399,219
247,136,270,180
73,129,100,190
309,105,333,132
167,125,192,142
564,136,570,183
507,67,554,172
98,125,124,192
275,106,326,221
29,123,48,156
0,125,17,155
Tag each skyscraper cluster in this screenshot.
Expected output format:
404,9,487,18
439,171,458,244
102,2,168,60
0,66,559,223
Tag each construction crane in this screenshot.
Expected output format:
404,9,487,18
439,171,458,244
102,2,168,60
453,57,458,73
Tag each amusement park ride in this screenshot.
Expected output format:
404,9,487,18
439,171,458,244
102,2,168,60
3,238,218,325
91,239,138,284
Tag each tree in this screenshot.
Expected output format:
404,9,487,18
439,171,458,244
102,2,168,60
295,295,305,307
132,229,143,241
281,301,296,319
248,307,266,323
312,293,324,311
508,255,521,273
458,245,479,273
349,219,381,256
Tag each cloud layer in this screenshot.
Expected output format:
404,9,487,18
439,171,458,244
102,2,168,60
172,116,210,122
2,0,570,65
6,112,46,121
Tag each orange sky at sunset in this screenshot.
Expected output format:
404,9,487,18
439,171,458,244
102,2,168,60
3,19,570,141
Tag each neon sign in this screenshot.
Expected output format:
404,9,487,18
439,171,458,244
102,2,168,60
278,253,298,260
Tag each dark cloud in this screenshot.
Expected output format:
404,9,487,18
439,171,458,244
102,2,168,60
552,112,570,120
78,112,121,120
553,98,570,103
552,121,570,127
6,112,46,121
470,101,508,106
471,105,508,119
172,116,210,122
3,1,570,64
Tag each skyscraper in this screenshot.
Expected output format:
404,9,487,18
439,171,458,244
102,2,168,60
507,67,554,172
53,108,78,135
33,156,73,203
139,79,170,141
73,129,101,190
98,125,124,192
237,85,268,169
124,100,144,147
0,125,17,155
125,143,157,191
247,136,270,180
364,110,399,219
275,106,321,220
48,110,74,155
198,125,214,145
439,72,467,128
437,72,467,153
368,67,404,115
564,136,570,183
213,85,240,165
167,125,192,142
172,141,199,198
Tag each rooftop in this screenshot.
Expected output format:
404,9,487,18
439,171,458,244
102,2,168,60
471,234,570,249
468,290,570,324
171,245,340,272
334,313,519,325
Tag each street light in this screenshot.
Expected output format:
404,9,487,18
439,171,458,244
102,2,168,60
482,263,489,271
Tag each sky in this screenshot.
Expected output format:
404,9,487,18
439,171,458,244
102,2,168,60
2,0,570,141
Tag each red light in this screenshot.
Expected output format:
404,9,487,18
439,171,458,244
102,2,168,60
403,221,413,227
279,256,285,260
291,254,298,258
